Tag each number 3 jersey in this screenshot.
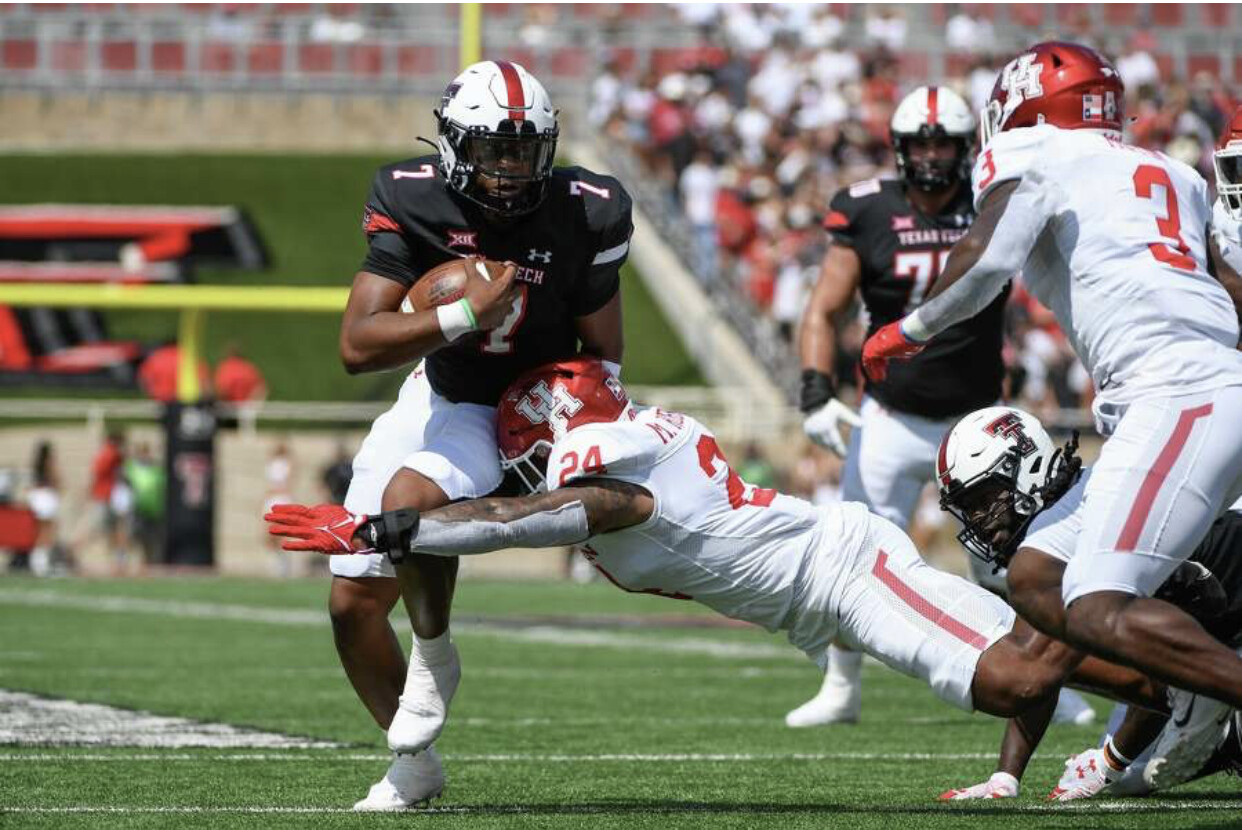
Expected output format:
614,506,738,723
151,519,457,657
548,406,859,652
360,155,633,406
973,126,1242,409
825,179,1007,419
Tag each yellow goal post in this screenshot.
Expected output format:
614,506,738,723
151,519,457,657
0,283,349,403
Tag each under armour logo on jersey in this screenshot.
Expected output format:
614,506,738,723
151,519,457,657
447,230,478,250
527,249,553,263
515,380,583,437
1001,53,1044,101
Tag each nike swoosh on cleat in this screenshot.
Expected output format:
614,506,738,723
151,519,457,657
1173,695,1197,728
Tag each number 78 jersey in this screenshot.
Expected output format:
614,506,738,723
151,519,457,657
973,125,1242,406
547,406,829,629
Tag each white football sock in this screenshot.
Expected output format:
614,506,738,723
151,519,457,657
414,630,454,666
825,645,862,685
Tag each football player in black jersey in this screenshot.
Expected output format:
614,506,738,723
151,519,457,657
788,85,1036,728
331,60,632,810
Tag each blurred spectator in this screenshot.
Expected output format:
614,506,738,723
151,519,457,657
124,442,165,567
864,7,907,52
78,428,133,573
214,343,268,405
321,439,354,506
679,149,721,282
27,441,71,577
1116,33,1161,91
139,343,211,404
263,439,296,577
946,10,995,54
310,7,364,43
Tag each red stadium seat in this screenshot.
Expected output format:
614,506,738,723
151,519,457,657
900,52,930,79
1151,4,1183,26
1202,5,1231,28
50,40,86,72
101,40,137,72
1186,54,1221,79
396,45,439,76
247,42,283,74
548,47,587,77
2,39,37,70
151,41,186,74
347,43,384,76
1007,6,1044,26
1154,53,1175,81
1055,4,1091,28
482,3,515,17
944,53,972,79
200,42,237,73
962,4,998,20
1102,4,1139,26
298,43,335,73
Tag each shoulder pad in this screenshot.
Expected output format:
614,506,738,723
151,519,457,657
973,126,1054,209
555,166,633,234
847,178,883,199
547,411,684,490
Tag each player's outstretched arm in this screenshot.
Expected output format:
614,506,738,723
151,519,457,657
266,478,653,558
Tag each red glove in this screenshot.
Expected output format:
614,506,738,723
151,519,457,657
264,503,372,554
861,320,925,382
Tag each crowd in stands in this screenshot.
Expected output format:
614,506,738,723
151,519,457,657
593,3,1240,423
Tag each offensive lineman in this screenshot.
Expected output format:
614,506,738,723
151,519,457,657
269,358,1170,782
791,85,1036,726
862,41,1242,704
334,60,632,809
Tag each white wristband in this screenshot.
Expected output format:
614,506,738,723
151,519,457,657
436,299,476,342
603,360,622,379
901,308,932,343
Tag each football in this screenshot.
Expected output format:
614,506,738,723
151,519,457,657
401,256,507,313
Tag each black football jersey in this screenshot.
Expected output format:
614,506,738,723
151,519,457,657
1187,510,1242,645
824,178,1007,419
359,155,632,405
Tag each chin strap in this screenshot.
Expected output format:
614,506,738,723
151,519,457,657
358,509,422,566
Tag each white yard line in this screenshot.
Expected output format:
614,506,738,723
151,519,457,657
3,801,1241,815
0,751,1006,762
0,588,798,661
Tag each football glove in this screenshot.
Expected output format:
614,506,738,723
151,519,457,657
265,503,373,554
861,319,925,382
1048,747,1123,801
803,399,862,458
939,771,1019,800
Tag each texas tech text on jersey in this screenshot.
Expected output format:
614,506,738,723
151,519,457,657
361,155,633,405
825,178,1007,419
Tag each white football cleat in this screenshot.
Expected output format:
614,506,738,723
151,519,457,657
939,771,1019,800
388,642,462,754
352,748,445,811
1051,688,1096,726
1142,689,1233,791
784,675,861,727
1048,747,1123,801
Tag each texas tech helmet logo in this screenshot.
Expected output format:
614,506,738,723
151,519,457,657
984,412,1037,456
515,381,584,435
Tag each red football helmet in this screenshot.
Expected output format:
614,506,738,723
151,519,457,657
980,41,1124,145
496,357,632,492
1215,106,1242,220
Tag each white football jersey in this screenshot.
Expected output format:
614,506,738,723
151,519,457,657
1213,198,1242,274
547,406,845,635
973,126,1242,409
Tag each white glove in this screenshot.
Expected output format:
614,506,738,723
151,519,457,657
1049,747,1123,801
939,771,1019,801
802,398,862,457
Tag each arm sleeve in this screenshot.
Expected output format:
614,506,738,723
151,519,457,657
905,172,1055,340
358,171,420,286
572,181,633,316
411,499,591,555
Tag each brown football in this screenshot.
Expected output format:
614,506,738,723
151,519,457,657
402,256,507,313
